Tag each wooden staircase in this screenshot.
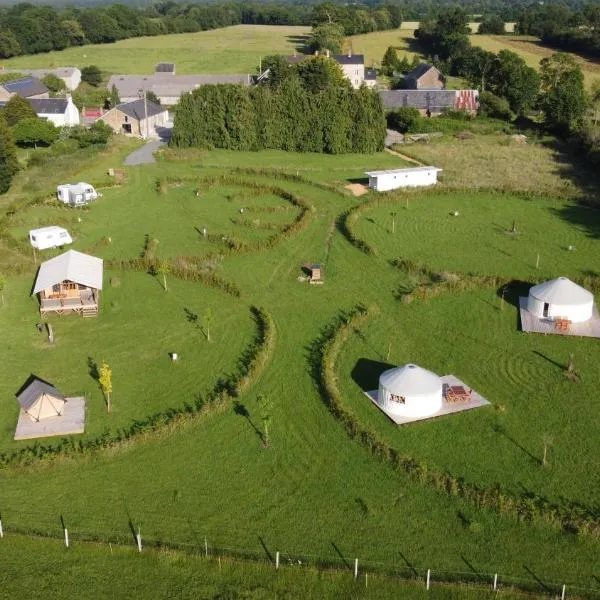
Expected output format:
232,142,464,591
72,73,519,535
82,305,98,318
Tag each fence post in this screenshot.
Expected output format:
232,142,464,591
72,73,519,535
136,528,142,553
354,558,358,579
493,574,498,591
426,569,431,590
561,584,566,600
0,518,3,539
204,537,208,558
64,528,69,548
275,552,280,570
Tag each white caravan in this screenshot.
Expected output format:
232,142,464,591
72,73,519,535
29,226,73,250
56,182,100,206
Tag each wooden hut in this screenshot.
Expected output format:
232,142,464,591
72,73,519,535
32,250,103,316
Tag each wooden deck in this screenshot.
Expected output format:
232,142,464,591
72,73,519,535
40,293,98,317
518,297,600,338
14,397,86,440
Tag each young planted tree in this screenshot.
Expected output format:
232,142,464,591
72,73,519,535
541,433,553,467
109,83,120,108
156,259,170,292
0,274,6,305
99,362,113,412
203,307,213,342
257,394,273,447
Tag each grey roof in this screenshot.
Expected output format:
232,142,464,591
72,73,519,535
33,249,103,294
107,74,252,100
2,77,48,98
116,99,165,120
365,68,377,81
379,89,458,111
366,166,442,177
2,67,79,79
17,378,64,412
28,99,68,115
155,63,175,73
285,53,365,66
405,64,437,80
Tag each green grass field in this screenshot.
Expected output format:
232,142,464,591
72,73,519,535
0,140,600,596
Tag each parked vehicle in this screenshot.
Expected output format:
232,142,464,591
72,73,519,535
56,182,100,206
29,226,73,250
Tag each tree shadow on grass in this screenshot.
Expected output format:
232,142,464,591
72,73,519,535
233,400,264,443
492,423,541,466
523,565,551,592
495,280,532,309
285,35,310,52
351,358,395,392
331,542,351,569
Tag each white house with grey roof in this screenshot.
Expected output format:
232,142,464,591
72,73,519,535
28,96,80,127
107,72,253,106
97,98,169,138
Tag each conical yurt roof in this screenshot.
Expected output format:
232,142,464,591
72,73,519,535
379,364,442,397
529,277,593,306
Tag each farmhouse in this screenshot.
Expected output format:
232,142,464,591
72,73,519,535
365,166,442,191
56,182,99,206
17,378,66,422
0,76,49,101
27,97,80,127
404,64,445,89
107,72,253,106
32,249,103,316
98,99,169,138
377,364,443,419
0,67,81,90
379,89,479,115
284,51,376,89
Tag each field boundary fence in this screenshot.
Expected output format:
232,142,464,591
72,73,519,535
1,515,600,599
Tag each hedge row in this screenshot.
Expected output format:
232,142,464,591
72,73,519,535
0,306,275,470
315,305,600,539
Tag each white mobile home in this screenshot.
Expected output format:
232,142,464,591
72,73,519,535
29,226,73,250
56,183,100,206
365,166,442,192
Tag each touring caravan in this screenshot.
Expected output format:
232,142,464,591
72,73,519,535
29,226,73,250
56,182,100,206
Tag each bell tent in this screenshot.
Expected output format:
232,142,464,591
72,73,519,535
17,378,66,422
527,277,594,323
377,364,443,418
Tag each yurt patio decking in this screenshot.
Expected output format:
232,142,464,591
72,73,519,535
519,297,600,338
366,375,490,425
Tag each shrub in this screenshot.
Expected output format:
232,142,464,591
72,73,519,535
387,107,420,133
81,65,102,87
478,91,513,121
41,73,66,93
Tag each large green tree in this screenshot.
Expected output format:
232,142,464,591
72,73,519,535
0,117,19,194
12,118,58,147
539,53,587,133
0,29,21,58
81,65,103,87
3,95,37,127
297,56,348,93
309,22,345,54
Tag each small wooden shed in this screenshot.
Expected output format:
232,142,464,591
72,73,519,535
302,264,323,284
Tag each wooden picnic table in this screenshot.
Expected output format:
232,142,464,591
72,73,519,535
445,385,471,403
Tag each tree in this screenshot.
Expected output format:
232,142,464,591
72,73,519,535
457,47,496,92
540,53,587,133
488,50,540,114
415,7,470,65
146,90,160,105
309,22,345,54
0,274,6,305
478,91,512,120
381,45,399,76
478,15,505,35
81,65,102,87
99,362,113,412
541,433,553,467
257,393,272,447
260,55,299,88
60,19,87,47
109,84,121,108
203,307,213,342
41,73,66,94
387,106,420,133
297,56,348,92
0,29,21,58
0,117,19,194
3,95,37,127
12,118,58,147
155,258,170,291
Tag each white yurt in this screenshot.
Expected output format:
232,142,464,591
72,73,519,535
377,364,443,418
527,277,594,323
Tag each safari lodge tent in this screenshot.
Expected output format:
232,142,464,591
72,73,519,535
33,250,103,316
377,364,443,418
527,277,594,323
17,378,66,422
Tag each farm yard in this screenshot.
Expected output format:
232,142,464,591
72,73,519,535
0,126,600,598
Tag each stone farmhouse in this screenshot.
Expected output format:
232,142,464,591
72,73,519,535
97,99,169,138
403,64,445,89
107,64,252,106
380,89,479,116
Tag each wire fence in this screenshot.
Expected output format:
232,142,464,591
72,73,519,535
2,514,600,600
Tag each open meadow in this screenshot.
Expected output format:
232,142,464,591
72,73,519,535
0,131,600,599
